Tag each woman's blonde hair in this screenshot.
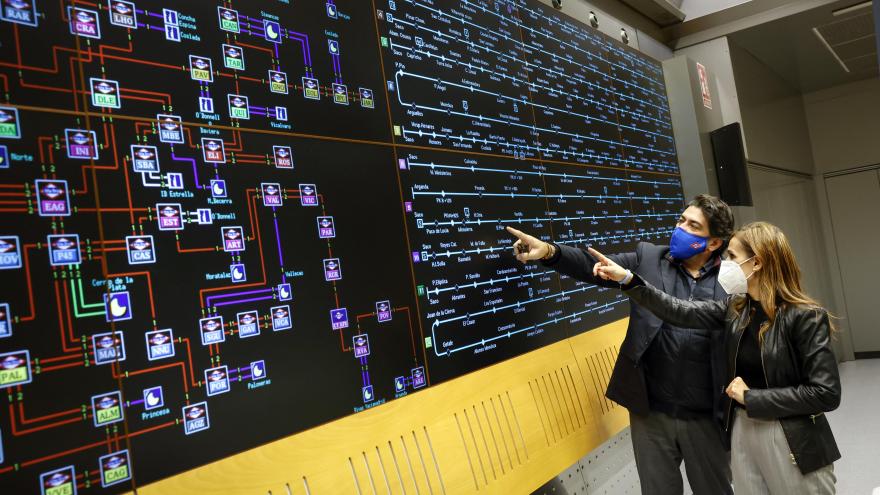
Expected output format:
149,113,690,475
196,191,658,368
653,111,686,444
732,221,835,343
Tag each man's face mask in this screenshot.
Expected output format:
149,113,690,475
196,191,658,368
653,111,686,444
669,227,709,260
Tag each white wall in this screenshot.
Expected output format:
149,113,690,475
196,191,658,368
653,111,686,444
673,37,744,128
747,168,837,315
804,78,880,174
728,43,816,175
694,39,856,359
664,56,720,200
803,78,880,357
673,37,757,225
823,171,880,355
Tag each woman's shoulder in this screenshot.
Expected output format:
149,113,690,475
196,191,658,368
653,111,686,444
779,303,833,337
780,302,828,319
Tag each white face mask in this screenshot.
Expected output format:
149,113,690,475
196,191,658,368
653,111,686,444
718,256,755,295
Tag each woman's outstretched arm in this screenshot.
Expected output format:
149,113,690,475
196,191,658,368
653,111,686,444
588,247,730,330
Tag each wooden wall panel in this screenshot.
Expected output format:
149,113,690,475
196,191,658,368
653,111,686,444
130,319,630,495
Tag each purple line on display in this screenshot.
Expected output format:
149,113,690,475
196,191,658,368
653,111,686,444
240,18,266,34
252,105,276,116
360,357,371,386
129,399,144,406
274,43,281,70
287,31,313,67
170,152,206,189
272,207,286,283
146,25,164,33
146,11,163,20
206,288,274,308
213,295,276,308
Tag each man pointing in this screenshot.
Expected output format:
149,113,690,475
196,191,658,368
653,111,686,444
507,194,735,495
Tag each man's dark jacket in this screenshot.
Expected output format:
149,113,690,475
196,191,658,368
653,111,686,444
543,242,729,427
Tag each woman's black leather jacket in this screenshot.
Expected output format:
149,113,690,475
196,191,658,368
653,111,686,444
624,278,841,475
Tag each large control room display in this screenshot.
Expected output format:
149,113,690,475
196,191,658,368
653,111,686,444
0,0,683,492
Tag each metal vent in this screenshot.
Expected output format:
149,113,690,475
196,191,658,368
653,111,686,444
813,11,878,75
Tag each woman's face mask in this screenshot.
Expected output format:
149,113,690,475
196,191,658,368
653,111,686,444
718,256,756,295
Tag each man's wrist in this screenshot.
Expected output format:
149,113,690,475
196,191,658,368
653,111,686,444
619,269,634,285
541,242,556,260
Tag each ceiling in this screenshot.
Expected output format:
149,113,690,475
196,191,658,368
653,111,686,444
618,0,685,26
616,0,756,27
727,0,878,93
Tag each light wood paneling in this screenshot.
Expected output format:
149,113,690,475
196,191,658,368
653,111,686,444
131,319,630,495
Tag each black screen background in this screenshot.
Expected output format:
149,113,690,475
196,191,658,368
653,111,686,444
0,0,683,492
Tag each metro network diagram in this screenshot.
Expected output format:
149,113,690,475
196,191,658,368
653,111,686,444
0,0,684,492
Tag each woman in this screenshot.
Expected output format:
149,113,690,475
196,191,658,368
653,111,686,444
589,222,841,495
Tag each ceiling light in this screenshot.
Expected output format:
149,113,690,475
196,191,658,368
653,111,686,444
812,27,851,72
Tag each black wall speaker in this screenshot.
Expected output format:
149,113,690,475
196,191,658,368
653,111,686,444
710,122,753,206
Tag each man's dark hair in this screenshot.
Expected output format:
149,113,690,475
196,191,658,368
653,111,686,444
688,194,735,240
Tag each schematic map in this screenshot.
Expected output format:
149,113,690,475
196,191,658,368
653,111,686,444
0,0,684,492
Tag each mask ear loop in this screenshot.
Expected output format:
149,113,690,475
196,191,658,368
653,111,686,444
741,256,757,281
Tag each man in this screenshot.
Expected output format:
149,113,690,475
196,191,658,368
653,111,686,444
507,194,735,495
